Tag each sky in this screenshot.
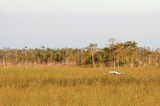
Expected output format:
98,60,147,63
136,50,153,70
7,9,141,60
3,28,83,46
0,0,160,49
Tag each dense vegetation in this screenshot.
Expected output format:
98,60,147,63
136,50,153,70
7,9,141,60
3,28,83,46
0,39,159,67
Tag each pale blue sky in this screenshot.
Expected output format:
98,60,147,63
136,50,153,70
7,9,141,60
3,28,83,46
0,0,160,49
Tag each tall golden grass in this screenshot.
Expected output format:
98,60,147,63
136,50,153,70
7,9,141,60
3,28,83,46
0,66,160,106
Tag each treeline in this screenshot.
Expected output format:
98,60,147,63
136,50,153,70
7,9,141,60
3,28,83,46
0,40,160,67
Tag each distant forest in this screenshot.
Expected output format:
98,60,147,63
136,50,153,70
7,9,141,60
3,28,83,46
0,39,160,68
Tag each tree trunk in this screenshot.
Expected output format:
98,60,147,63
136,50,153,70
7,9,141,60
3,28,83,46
99,54,102,68
3,58,5,68
117,55,120,67
91,52,95,68
113,55,116,68
130,57,133,67
148,55,151,64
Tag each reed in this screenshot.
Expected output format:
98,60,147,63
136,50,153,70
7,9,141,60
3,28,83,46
0,66,160,106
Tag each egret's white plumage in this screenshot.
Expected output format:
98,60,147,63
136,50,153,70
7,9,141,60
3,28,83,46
103,71,125,76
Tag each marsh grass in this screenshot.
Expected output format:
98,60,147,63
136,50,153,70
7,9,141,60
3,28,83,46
0,66,160,106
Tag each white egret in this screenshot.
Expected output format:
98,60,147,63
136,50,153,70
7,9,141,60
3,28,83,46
103,71,125,76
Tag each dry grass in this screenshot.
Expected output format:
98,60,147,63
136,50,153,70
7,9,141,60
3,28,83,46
0,66,160,106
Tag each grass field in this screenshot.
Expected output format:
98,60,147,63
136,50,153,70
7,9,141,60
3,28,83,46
0,66,160,106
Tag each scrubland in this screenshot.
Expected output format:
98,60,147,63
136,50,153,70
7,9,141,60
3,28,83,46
0,66,160,106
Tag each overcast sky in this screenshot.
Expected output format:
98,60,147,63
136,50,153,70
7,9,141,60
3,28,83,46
0,0,160,49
